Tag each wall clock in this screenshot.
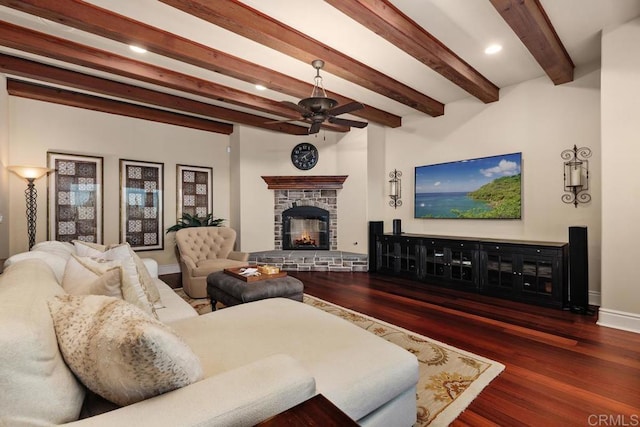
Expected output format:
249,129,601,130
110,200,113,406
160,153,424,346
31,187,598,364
291,143,319,170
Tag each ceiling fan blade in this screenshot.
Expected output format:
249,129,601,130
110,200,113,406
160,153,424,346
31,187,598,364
281,100,311,115
328,117,368,128
327,101,364,116
308,121,322,134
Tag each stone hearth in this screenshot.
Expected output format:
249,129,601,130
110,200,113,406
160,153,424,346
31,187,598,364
248,250,368,272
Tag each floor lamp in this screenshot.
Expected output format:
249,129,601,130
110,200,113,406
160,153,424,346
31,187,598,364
8,165,53,250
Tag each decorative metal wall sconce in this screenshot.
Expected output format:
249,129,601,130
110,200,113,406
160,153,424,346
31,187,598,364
8,165,53,249
561,145,591,207
389,169,402,208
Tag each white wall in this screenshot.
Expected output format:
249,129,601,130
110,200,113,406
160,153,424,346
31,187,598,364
381,67,602,298
8,97,230,265
600,16,640,332
231,125,346,253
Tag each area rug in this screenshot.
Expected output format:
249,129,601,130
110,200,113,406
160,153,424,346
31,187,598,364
173,288,505,426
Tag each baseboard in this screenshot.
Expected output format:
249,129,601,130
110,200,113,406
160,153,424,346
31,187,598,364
588,290,601,307
597,308,640,334
159,263,180,275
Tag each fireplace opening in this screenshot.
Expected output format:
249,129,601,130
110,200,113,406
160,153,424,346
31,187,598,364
282,206,330,250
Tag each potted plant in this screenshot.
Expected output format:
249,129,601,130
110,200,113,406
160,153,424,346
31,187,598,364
166,213,225,234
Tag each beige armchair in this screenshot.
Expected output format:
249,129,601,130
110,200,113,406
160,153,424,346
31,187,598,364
175,227,249,298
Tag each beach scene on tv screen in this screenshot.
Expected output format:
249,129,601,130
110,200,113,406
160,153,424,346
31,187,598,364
415,153,522,219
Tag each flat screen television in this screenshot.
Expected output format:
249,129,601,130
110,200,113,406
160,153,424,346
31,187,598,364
414,152,522,219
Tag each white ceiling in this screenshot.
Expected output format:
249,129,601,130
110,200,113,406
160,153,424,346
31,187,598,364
1,0,639,124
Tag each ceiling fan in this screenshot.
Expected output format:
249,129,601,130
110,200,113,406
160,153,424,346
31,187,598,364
276,59,368,134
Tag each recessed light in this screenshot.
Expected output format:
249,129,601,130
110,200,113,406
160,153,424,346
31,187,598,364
255,84,267,91
484,44,502,55
129,45,147,54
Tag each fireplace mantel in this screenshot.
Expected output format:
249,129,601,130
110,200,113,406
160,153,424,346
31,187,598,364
262,175,348,190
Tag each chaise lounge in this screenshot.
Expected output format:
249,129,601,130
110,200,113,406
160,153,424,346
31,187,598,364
0,241,419,426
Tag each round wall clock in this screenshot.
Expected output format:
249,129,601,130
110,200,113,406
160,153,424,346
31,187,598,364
291,143,319,170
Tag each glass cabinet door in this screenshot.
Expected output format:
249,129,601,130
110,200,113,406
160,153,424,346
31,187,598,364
485,252,514,290
378,238,397,271
521,257,554,296
424,245,447,278
398,240,419,275
450,248,475,283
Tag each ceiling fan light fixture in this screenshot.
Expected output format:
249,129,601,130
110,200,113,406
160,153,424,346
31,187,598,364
274,59,367,134
310,59,328,98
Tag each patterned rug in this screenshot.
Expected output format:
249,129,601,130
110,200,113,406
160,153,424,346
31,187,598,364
173,288,505,426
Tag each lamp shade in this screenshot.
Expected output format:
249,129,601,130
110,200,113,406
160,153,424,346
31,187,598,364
7,165,53,180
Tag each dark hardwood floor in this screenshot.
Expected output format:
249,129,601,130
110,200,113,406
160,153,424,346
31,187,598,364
288,271,640,426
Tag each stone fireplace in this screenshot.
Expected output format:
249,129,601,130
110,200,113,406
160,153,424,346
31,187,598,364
253,175,367,272
275,191,336,250
262,175,346,250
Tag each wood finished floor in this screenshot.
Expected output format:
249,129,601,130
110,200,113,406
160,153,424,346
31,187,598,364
287,271,640,427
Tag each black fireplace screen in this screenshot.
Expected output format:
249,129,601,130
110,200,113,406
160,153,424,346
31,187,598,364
282,206,329,250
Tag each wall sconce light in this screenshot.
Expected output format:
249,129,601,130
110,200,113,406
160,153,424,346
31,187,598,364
561,145,591,207
388,169,402,208
8,165,53,250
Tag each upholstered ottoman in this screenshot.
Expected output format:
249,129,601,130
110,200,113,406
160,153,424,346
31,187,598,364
206,271,304,310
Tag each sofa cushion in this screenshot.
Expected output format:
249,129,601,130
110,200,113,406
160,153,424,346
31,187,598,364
48,294,203,407
3,250,69,283
73,242,155,316
0,259,85,424
31,240,75,260
62,254,123,298
170,298,419,422
74,241,163,308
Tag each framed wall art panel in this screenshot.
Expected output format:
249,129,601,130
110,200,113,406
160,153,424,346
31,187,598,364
120,159,164,251
47,152,103,244
176,164,213,218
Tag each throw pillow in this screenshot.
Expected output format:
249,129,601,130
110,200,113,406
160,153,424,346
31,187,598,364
48,294,203,407
61,255,123,299
73,242,155,316
74,241,163,309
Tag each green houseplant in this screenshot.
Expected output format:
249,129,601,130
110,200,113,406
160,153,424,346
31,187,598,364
166,213,225,233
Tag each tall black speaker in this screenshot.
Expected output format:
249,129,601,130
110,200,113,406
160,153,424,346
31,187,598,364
568,226,589,314
368,221,384,272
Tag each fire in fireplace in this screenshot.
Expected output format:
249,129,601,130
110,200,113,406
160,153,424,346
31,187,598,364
282,205,330,250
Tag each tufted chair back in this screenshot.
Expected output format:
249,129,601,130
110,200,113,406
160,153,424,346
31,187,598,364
175,227,237,262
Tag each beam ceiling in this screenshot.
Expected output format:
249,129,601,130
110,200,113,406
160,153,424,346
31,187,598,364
325,0,499,103
0,53,313,135
0,21,349,133
489,0,574,84
8,79,235,134
159,0,445,117
0,0,579,135
0,0,400,128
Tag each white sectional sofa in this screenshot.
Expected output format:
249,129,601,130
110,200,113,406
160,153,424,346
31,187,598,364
0,242,418,426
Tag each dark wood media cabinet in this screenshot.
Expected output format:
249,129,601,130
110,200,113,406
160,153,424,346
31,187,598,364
370,228,569,309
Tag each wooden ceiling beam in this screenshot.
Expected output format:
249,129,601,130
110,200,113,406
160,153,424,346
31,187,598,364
159,0,445,117
0,53,311,136
7,79,235,134
325,0,499,103
0,21,348,133
490,0,574,84
0,0,400,128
